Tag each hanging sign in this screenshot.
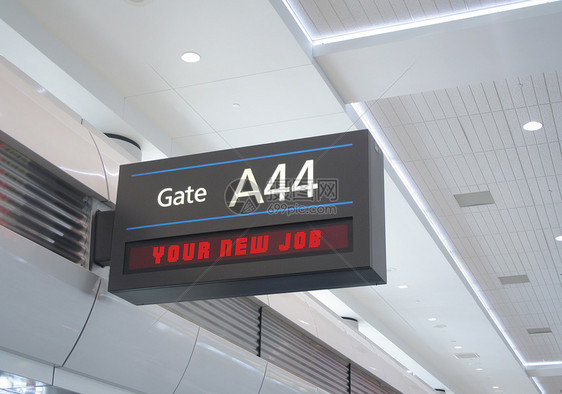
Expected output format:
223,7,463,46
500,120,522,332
108,130,386,304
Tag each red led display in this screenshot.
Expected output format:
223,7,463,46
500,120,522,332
125,219,351,273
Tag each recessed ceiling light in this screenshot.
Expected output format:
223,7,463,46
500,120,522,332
232,103,241,108
428,317,437,321
398,285,408,289
454,345,463,349
475,368,483,371
492,386,499,389
555,235,562,242
181,52,201,63
523,121,542,131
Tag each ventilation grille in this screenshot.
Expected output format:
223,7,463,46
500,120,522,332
261,308,349,393
167,297,399,393
454,353,480,359
0,136,90,264
527,327,552,335
164,297,260,354
454,191,494,207
498,274,530,285
350,365,397,394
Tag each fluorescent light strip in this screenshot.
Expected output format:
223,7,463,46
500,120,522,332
281,0,313,42
526,361,562,367
532,377,547,394
302,0,559,45
351,102,528,366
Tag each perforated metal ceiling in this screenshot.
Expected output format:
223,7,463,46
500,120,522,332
365,72,562,364
283,0,562,391
285,0,544,40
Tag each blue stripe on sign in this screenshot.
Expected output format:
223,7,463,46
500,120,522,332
125,201,354,231
131,143,353,177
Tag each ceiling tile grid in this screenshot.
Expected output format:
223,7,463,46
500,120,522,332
125,90,216,138
366,70,562,363
175,65,344,132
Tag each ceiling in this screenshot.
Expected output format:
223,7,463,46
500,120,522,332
1,0,561,393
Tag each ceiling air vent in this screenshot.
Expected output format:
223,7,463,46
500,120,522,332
454,191,494,207
498,274,530,285
454,353,480,359
527,327,552,335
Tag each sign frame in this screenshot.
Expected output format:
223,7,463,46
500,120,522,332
108,130,385,304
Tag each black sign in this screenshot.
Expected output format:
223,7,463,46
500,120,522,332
108,130,386,304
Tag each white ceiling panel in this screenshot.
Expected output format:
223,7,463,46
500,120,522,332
171,132,231,156
176,65,344,132
16,0,310,94
218,112,356,148
388,96,413,124
546,72,562,102
403,0,425,19
399,95,424,123
126,90,215,138
407,124,431,159
412,93,435,122
394,125,420,160
379,99,402,125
